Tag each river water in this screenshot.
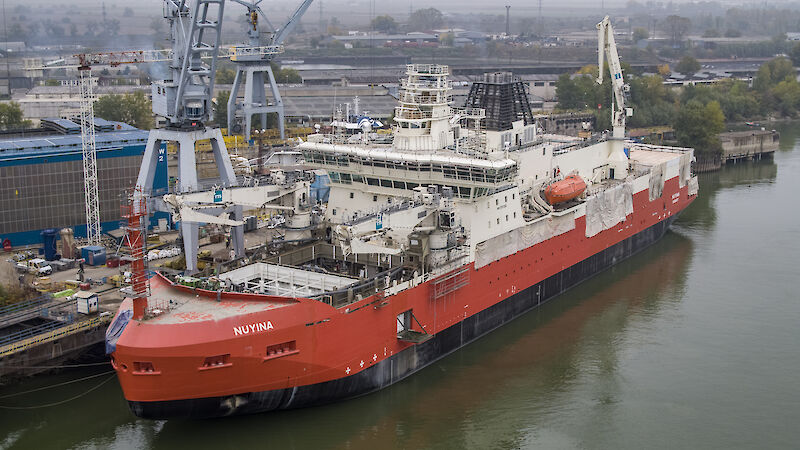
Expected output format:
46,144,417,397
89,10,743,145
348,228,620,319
2,124,799,449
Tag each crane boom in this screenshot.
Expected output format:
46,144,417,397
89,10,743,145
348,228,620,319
273,0,314,46
596,15,631,139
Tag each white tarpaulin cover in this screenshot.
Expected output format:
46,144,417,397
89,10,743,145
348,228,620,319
585,182,634,238
475,212,576,269
688,176,699,196
649,162,666,201
679,153,691,187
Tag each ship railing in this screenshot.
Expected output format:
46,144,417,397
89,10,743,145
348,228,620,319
452,107,487,119
400,80,452,91
406,64,449,75
343,199,423,226
629,142,694,154
398,92,452,104
311,266,407,309
394,108,434,120
144,298,175,319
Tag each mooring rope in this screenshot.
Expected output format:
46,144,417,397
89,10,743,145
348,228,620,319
0,370,115,400
0,374,116,410
2,361,110,370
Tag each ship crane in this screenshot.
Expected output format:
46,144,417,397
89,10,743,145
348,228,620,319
596,15,632,139
162,181,309,227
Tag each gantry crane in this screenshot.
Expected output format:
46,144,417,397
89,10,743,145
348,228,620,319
596,15,632,139
34,0,301,273
227,0,314,140
38,43,282,253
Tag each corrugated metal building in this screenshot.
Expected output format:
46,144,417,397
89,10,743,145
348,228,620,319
0,119,167,246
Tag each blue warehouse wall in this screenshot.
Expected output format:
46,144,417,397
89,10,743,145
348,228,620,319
0,133,169,248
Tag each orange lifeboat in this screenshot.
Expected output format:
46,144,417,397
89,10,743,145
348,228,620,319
544,174,587,205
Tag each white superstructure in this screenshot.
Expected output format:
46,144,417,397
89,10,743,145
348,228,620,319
298,61,695,280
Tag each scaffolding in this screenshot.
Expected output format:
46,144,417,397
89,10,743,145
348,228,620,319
120,188,150,319
78,68,101,246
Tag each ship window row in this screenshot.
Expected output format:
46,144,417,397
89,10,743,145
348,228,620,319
398,122,428,129
304,149,516,184
328,171,475,199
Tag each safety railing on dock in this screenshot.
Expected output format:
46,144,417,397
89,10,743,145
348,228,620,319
0,315,112,358
0,294,54,316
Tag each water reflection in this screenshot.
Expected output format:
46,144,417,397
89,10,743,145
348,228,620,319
679,158,777,232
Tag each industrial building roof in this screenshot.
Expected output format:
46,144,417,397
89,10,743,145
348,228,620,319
282,95,399,119
0,128,149,159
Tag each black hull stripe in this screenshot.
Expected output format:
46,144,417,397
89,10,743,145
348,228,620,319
131,216,676,419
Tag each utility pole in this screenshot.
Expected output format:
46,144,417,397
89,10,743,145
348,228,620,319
505,5,511,36
538,0,542,37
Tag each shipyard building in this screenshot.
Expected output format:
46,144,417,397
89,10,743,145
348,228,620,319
0,119,167,246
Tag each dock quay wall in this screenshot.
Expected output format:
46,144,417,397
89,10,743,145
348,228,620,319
0,317,110,380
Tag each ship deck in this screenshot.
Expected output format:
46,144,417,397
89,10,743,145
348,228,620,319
142,276,295,325
629,147,684,165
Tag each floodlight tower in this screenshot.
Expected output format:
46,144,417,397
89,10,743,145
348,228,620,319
227,0,314,140
136,0,244,274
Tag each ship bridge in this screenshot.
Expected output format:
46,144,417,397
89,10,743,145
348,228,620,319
299,142,517,200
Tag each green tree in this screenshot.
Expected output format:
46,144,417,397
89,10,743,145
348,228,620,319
371,15,398,33
791,42,800,66
272,63,302,83
633,27,649,42
216,67,236,84
770,78,800,116
214,90,230,129
408,8,443,31
753,57,795,92
675,55,701,76
555,68,612,131
628,74,676,127
0,102,31,129
675,100,724,157
93,92,153,129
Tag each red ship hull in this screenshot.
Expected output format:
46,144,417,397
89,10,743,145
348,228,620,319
110,175,695,419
